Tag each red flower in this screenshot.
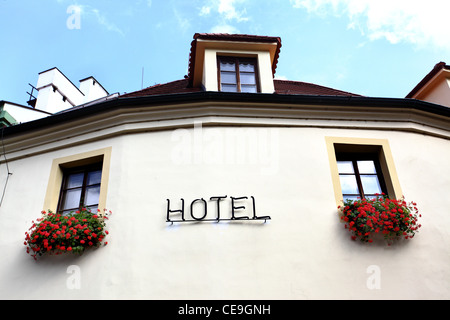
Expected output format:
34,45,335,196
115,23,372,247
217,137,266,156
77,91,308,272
24,208,111,259
339,195,421,244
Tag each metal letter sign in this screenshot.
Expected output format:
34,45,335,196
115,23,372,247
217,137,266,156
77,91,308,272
166,195,271,224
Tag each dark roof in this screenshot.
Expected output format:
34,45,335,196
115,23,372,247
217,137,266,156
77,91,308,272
4,91,450,137
273,79,361,96
121,78,361,98
406,61,450,98
121,79,201,97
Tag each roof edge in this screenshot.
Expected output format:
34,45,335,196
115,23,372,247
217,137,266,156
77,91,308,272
3,92,450,137
406,61,450,98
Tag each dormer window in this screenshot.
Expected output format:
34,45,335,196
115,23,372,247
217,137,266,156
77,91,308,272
218,56,259,93
187,33,281,93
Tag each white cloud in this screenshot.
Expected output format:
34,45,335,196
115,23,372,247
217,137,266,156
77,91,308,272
90,8,125,36
200,0,249,34
290,0,450,50
217,0,249,22
199,6,211,16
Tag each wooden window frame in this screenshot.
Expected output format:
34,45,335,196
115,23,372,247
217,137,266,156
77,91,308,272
217,56,260,93
336,152,388,200
43,148,111,215
57,162,103,214
325,137,403,206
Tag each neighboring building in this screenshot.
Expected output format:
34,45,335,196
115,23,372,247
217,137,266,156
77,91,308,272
0,33,449,300
0,67,114,126
0,100,52,126
406,61,450,108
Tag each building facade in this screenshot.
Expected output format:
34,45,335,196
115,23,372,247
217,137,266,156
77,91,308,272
0,34,449,300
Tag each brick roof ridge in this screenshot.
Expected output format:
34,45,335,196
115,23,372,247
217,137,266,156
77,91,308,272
193,32,281,42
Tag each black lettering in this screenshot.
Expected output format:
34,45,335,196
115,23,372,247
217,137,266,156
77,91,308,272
231,196,250,220
190,198,207,220
167,198,185,221
251,196,270,220
210,195,227,221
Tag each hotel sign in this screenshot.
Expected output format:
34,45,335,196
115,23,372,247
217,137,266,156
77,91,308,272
166,195,271,224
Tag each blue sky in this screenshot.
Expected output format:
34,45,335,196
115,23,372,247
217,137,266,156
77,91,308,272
1,0,449,106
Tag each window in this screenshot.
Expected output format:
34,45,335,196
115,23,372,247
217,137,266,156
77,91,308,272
58,163,102,215
218,56,259,93
43,148,111,215
325,137,403,206
336,153,387,201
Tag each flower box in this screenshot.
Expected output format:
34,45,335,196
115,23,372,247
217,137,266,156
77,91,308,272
338,194,421,244
24,208,110,260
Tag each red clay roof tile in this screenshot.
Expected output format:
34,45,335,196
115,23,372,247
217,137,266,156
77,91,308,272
121,78,360,97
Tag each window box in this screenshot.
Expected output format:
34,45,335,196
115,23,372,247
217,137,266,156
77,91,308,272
24,208,110,260
338,194,421,244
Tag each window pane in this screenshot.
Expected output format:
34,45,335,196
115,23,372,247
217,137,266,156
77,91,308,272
241,85,257,93
84,186,100,206
65,173,84,189
62,189,82,210
220,72,237,84
339,175,359,195
357,160,377,174
239,62,255,72
62,209,74,216
240,73,256,85
221,84,238,92
220,61,236,72
360,175,382,194
87,170,102,185
337,161,354,174
343,195,360,202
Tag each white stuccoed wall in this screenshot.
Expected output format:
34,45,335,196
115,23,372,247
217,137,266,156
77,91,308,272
0,126,449,299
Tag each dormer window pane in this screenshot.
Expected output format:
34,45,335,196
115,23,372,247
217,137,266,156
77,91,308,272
218,56,259,93
220,61,236,72
239,62,255,73
241,85,257,93
240,73,256,85
221,84,238,92
220,72,237,84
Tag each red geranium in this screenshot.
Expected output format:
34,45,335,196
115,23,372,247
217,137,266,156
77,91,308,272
338,194,421,244
25,208,111,260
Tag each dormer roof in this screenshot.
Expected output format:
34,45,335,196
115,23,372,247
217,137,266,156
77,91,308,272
187,33,282,88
